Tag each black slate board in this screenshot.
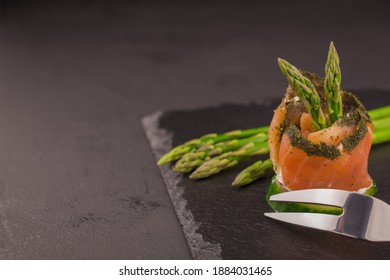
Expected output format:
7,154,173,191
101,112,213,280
142,90,390,260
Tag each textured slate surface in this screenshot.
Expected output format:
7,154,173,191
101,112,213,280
144,90,390,259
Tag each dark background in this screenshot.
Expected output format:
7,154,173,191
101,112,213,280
0,0,389,259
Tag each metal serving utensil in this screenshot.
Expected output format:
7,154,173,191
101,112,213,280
265,189,390,242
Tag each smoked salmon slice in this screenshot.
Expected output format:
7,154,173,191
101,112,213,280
268,73,374,192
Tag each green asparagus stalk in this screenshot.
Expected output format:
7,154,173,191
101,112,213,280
189,142,269,179
157,126,269,165
173,150,209,173
278,58,329,130
232,159,273,187
174,133,268,173
157,143,198,165
324,42,342,123
373,116,390,130
369,105,390,121
372,115,390,145
373,129,390,145
208,133,268,156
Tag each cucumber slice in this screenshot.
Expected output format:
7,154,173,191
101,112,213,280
266,175,377,215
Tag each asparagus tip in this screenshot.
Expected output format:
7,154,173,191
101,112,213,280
232,174,250,187
157,155,170,165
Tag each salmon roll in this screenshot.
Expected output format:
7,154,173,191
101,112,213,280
269,72,374,193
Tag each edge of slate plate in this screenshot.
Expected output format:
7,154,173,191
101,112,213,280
142,111,222,260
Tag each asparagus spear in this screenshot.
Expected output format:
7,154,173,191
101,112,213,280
173,150,209,173
373,129,390,145
278,58,329,130
373,116,390,130
324,42,342,123
232,159,273,187
174,133,268,173
368,105,390,121
157,126,269,165
372,116,390,145
189,142,269,179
